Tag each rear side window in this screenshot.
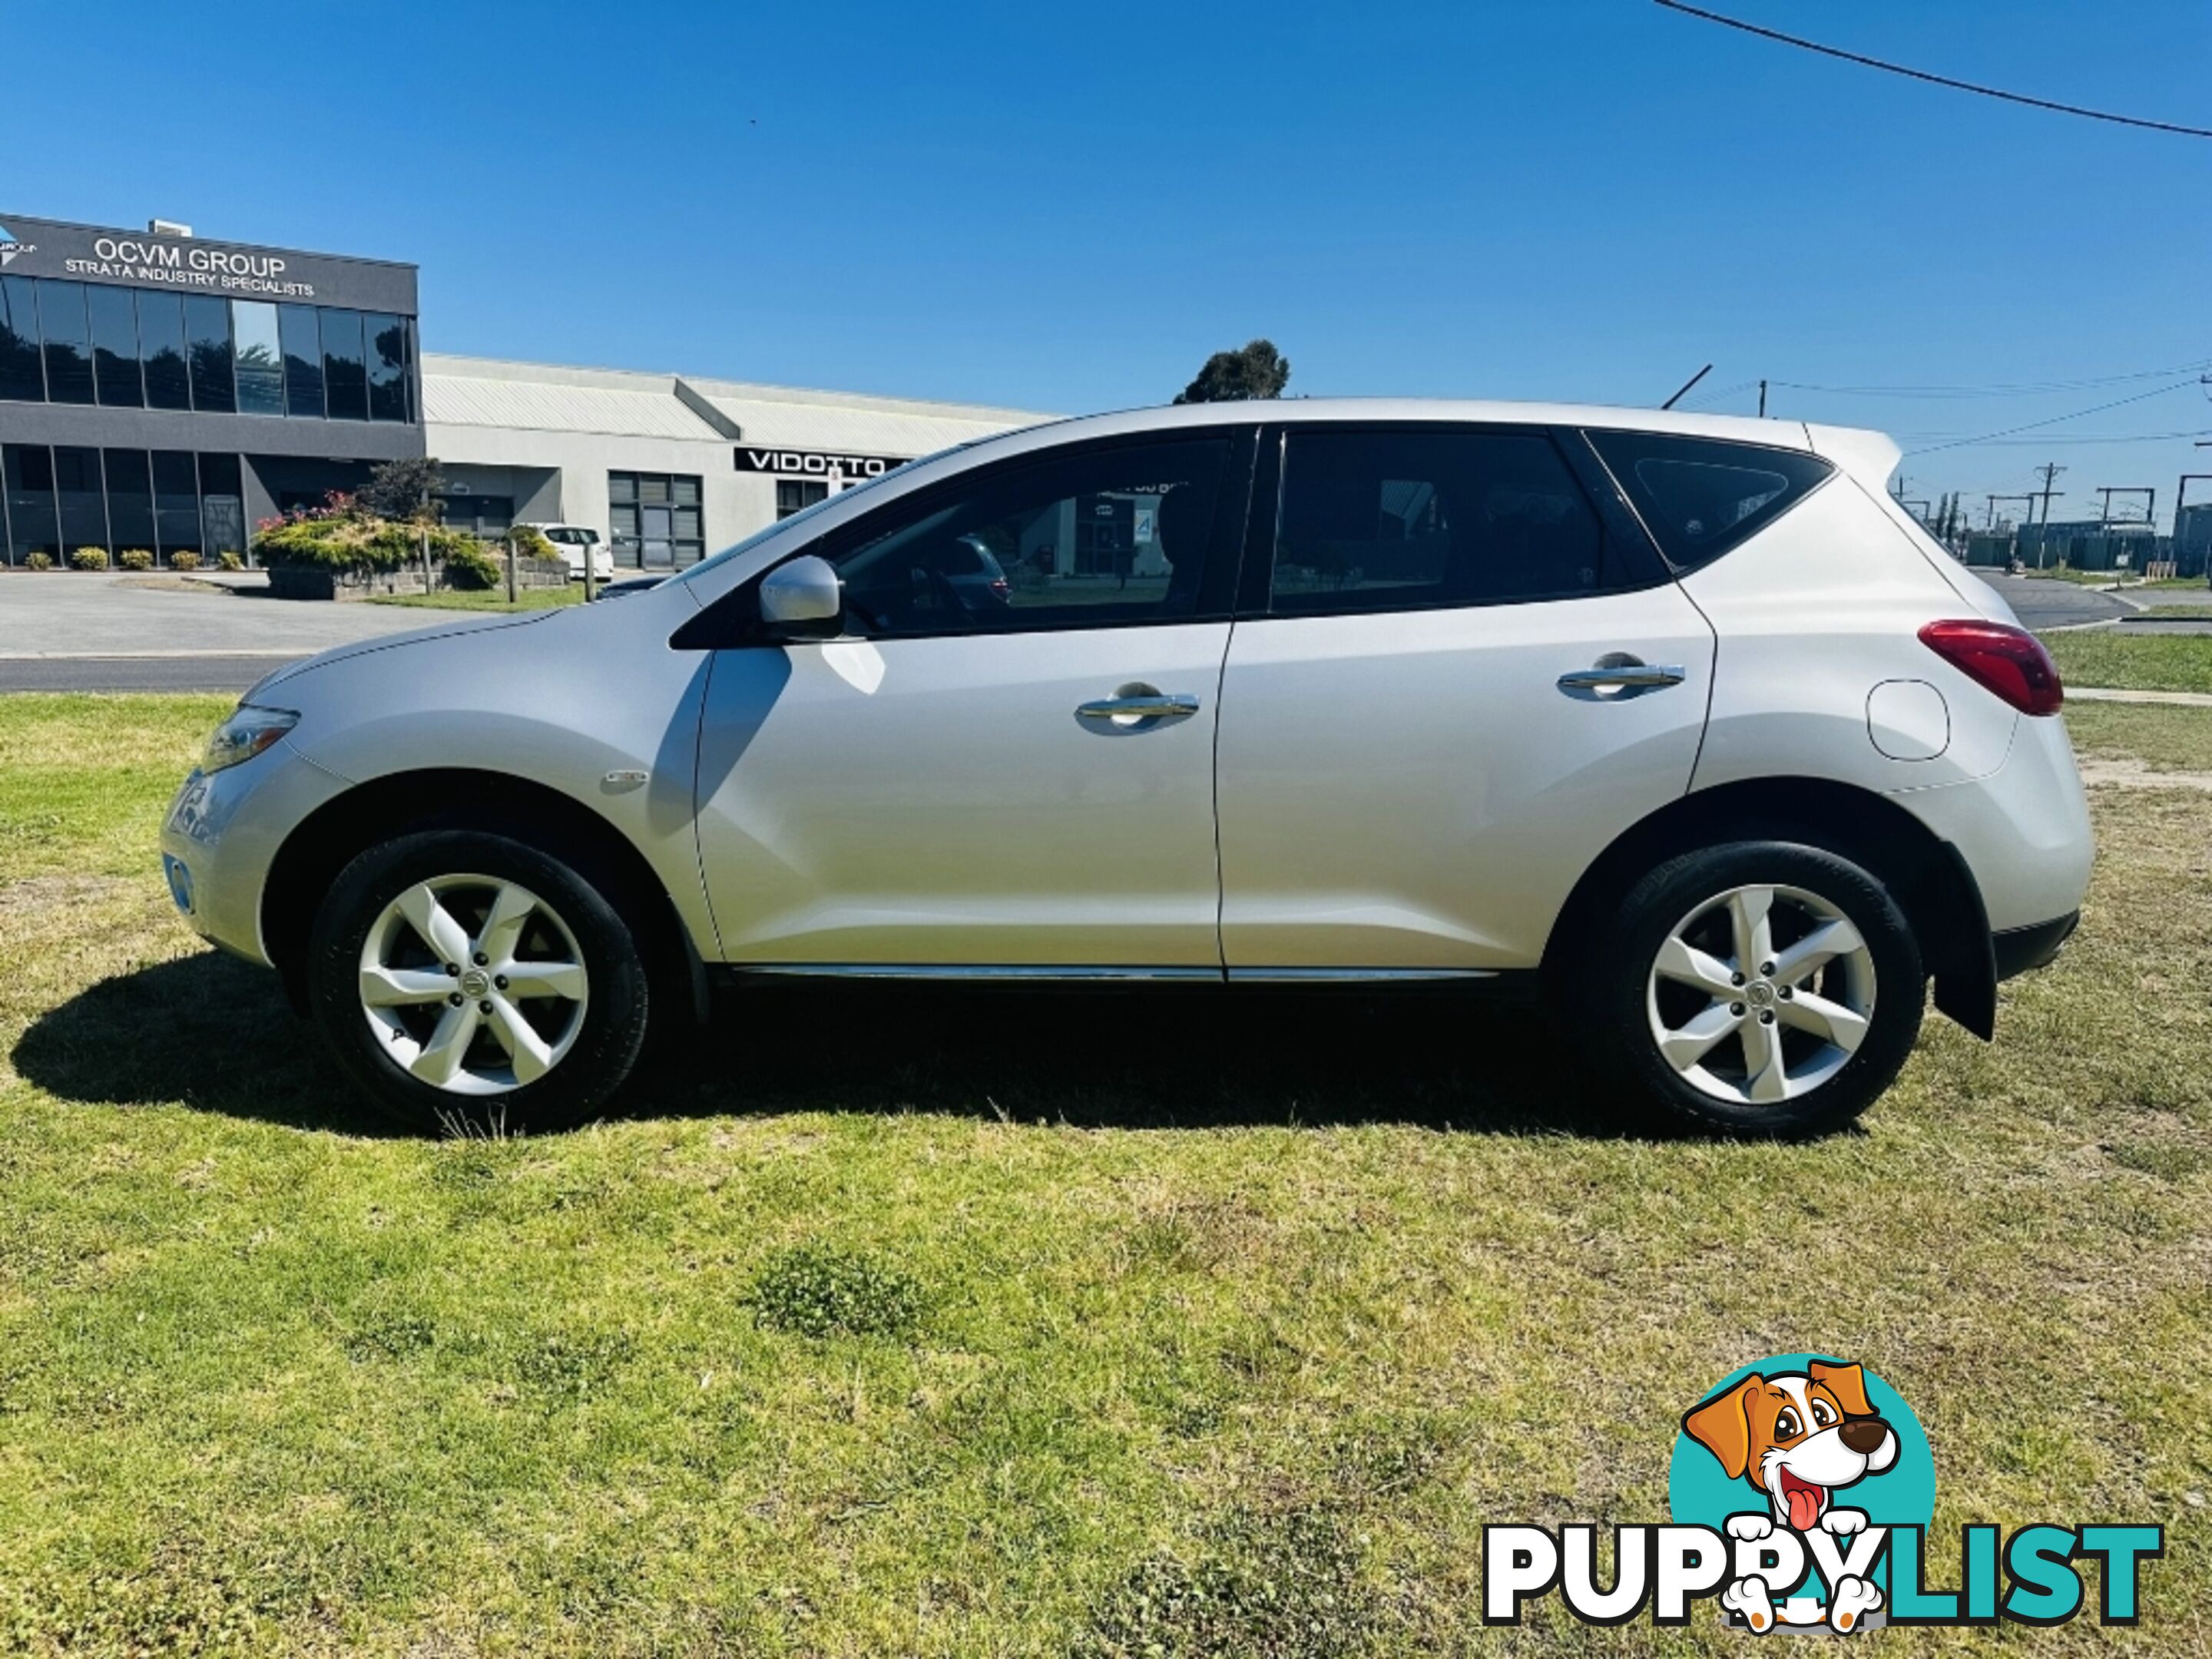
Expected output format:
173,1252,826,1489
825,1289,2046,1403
1584,430,1833,572
1269,427,1640,614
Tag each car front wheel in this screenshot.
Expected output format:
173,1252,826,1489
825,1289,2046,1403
1583,840,1925,1137
306,830,650,1133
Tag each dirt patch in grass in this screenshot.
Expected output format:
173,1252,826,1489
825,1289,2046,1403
0,874,136,915
2077,757,2212,791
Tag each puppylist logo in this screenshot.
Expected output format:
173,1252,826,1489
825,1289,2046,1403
0,224,34,267
1485,1354,2162,1634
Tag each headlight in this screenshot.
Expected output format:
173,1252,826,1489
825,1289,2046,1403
203,705,299,773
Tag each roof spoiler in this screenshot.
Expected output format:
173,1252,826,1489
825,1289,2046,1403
1803,423,1902,495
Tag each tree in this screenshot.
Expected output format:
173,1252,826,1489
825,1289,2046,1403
359,456,448,524
1174,339,1290,404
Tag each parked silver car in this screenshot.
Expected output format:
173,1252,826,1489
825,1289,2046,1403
162,401,2091,1137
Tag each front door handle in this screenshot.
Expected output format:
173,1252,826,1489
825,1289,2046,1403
1075,690,1201,724
1556,658,1687,700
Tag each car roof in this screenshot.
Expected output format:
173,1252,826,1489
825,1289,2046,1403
972,397,1851,455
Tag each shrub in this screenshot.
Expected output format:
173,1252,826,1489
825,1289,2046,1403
69,546,109,571
168,551,201,572
252,495,488,579
441,541,505,591
24,551,51,571
217,551,243,571
117,548,154,571
746,1243,925,1339
509,524,558,561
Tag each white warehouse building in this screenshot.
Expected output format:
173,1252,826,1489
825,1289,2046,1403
422,353,1051,569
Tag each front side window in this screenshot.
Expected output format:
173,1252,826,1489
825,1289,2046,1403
821,438,1230,637
1585,429,1834,572
1270,427,1626,614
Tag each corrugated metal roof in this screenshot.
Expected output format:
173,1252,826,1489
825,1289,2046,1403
422,368,724,442
421,353,1054,450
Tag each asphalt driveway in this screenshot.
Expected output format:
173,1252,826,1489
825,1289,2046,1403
0,571,438,690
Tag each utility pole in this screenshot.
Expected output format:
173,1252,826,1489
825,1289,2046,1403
2025,462,2067,571
1757,379,1768,418
2095,485,2154,527
2028,462,2066,527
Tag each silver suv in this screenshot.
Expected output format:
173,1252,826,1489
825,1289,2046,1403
163,402,2091,1137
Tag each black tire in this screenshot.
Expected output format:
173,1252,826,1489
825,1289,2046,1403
306,830,650,1134
1578,839,1924,1138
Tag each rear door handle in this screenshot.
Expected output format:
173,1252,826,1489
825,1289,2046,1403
1556,661,1687,700
1076,692,1201,722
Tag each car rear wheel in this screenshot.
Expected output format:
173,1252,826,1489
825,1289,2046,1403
1582,840,1924,1137
306,830,649,1133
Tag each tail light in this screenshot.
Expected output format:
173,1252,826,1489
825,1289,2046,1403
1918,619,2063,716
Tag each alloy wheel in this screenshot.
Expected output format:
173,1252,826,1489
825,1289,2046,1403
356,874,590,1095
1644,882,1877,1107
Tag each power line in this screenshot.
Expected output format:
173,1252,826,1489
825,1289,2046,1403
1653,2,2212,138
1914,429,2212,448
1769,359,2212,399
1902,381,2201,455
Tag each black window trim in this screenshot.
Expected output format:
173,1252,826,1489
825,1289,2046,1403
1238,419,1673,621
1579,425,1837,575
674,426,1262,651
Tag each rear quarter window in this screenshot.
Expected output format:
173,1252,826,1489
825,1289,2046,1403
1584,430,1834,572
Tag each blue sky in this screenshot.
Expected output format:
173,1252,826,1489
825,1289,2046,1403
11,0,2210,525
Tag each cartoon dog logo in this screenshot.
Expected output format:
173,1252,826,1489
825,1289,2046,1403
1683,1359,1899,1632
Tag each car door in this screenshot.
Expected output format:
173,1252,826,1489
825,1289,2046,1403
1215,422,1716,973
694,429,1253,970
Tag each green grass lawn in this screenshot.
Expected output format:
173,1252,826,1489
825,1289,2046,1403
1,695,2207,1655
2046,631,2212,696
368,584,587,613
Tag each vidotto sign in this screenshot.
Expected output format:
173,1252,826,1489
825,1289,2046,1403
737,445,911,480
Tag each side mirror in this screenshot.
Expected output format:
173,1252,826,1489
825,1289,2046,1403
758,555,843,634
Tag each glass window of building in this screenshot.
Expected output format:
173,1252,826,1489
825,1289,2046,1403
55,446,108,553
366,313,407,422
198,452,246,560
5,445,59,563
37,281,96,406
321,309,368,421
103,449,156,555
777,479,830,519
280,304,324,418
139,293,192,411
608,472,707,568
88,286,144,408
184,296,235,413
151,452,202,558
436,494,515,538
231,301,285,416
1,277,46,402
